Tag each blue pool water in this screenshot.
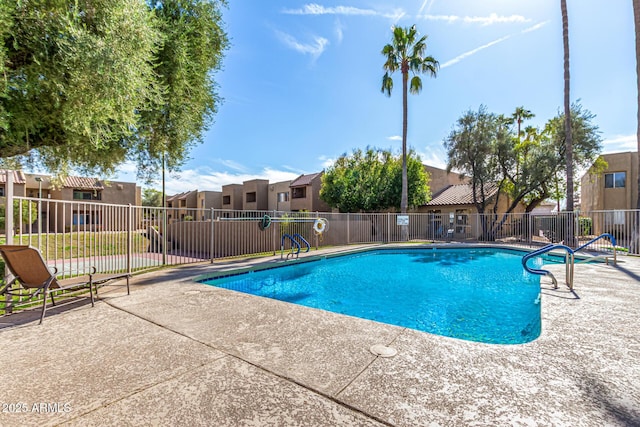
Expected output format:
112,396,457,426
202,248,543,344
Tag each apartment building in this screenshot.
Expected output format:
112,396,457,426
1,170,141,232
581,151,639,211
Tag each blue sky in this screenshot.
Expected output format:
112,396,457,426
119,0,637,194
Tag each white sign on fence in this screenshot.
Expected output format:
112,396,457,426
397,215,409,226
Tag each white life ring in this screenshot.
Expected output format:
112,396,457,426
313,218,327,234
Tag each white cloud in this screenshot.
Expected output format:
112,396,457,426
282,3,405,20
274,30,329,59
416,147,448,170
387,135,402,141
439,20,548,69
417,0,435,16
440,34,512,69
602,134,637,153
318,155,336,169
521,20,550,33
216,159,249,173
335,18,344,43
419,13,531,26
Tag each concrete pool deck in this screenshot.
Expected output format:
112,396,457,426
1,244,639,426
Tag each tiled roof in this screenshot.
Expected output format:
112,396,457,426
426,183,499,206
64,176,104,190
0,170,26,184
166,190,196,202
290,172,322,187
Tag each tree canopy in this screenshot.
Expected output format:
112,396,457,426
444,103,603,239
320,148,430,213
142,188,163,207
0,0,228,180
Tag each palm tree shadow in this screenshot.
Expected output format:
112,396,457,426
580,376,640,426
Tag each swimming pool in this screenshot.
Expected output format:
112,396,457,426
201,248,542,344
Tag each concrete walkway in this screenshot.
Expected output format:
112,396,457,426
1,245,639,426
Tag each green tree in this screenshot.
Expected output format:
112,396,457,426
0,200,38,232
0,0,228,180
445,103,602,240
381,25,438,240
142,189,163,207
0,0,161,175
444,106,504,217
133,0,228,181
320,148,430,213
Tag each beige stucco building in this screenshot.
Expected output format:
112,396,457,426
581,151,639,211
289,173,330,212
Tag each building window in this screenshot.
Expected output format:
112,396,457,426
246,192,256,203
223,195,231,205
0,186,4,197
73,190,101,200
291,187,306,199
604,172,626,188
277,192,289,202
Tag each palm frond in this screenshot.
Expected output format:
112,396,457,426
409,75,422,95
381,73,394,97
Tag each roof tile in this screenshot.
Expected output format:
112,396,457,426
426,183,499,206
0,170,27,184
64,176,104,190
290,172,322,187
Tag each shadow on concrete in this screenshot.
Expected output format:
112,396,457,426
612,263,640,283
540,286,580,300
0,297,92,330
582,375,640,427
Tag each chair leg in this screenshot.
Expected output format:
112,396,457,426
89,281,95,307
126,276,130,295
40,289,49,325
50,291,56,306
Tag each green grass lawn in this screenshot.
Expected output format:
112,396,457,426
1,231,149,260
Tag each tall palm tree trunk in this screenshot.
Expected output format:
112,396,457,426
401,64,409,241
561,0,575,246
635,0,640,210
633,0,640,254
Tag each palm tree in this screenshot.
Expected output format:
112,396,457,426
512,106,534,144
633,0,640,253
561,0,575,245
381,25,438,241
634,0,640,210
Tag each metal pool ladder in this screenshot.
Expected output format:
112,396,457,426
522,244,575,290
521,233,619,291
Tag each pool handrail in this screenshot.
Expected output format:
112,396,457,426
574,233,618,265
522,244,576,290
281,234,301,260
292,233,311,253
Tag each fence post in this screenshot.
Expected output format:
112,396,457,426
127,204,132,274
4,171,14,313
210,208,215,263
272,209,277,255
347,213,350,245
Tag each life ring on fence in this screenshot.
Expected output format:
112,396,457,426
313,218,327,234
258,215,272,231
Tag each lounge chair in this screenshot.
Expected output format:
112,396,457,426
0,245,128,324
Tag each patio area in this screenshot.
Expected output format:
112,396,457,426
1,244,639,426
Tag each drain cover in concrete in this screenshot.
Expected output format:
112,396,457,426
370,344,397,357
